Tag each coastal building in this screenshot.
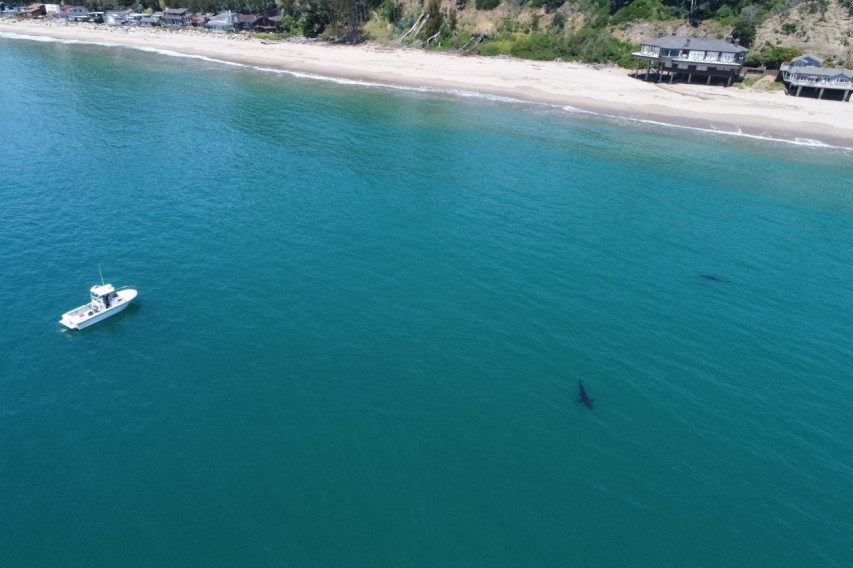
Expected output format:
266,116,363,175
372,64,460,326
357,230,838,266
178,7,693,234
233,13,259,31
190,12,213,27
205,10,234,31
632,34,749,86
59,5,89,21
779,54,852,101
138,11,162,26
126,12,145,25
161,8,193,27
22,3,47,18
0,2,23,14
254,15,281,32
103,9,132,25
783,53,822,70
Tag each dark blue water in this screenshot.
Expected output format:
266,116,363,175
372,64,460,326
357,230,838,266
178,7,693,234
1,36,852,567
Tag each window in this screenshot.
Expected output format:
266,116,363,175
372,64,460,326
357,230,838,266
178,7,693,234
720,53,734,62
689,51,704,61
678,64,688,70
696,65,708,71
705,52,719,61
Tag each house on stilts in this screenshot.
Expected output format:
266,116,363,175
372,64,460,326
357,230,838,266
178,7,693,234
779,54,853,102
632,34,749,87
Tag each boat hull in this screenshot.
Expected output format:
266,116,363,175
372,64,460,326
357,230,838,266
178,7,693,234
59,288,137,330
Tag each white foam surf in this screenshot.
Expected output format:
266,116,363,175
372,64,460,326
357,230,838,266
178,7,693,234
2,30,849,150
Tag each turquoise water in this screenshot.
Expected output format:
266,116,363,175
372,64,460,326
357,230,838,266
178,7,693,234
1,36,852,567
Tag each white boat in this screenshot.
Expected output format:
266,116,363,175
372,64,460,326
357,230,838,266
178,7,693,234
59,280,138,330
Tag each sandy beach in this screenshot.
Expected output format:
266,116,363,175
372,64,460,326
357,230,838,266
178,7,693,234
3,19,853,147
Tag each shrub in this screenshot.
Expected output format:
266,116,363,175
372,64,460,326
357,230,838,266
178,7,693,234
551,11,566,29
715,5,733,20
565,25,635,64
476,0,501,9
744,45,803,68
610,0,673,25
378,0,403,23
528,0,566,9
279,14,300,34
780,22,796,34
510,32,563,60
498,17,520,32
478,40,513,55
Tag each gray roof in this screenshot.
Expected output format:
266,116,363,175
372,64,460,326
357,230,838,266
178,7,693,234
789,66,853,78
791,54,823,64
642,35,749,54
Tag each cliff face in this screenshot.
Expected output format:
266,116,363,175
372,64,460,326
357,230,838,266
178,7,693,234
756,2,853,64
426,0,852,65
614,3,852,65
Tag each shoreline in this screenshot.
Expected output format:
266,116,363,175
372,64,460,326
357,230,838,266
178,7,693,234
3,19,853,148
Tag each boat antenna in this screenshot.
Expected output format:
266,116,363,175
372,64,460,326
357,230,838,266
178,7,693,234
98,264,105,286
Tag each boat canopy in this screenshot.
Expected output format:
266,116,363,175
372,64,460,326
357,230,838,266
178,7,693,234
90,284,115,296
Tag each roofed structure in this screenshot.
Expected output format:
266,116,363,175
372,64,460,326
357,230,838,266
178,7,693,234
205,10,234,31
632,34,749,87
780,56,853,101
22,3,47,18
103,8,132,25
161,7,192,27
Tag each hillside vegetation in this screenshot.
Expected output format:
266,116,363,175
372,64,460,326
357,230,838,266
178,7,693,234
79,0,853,67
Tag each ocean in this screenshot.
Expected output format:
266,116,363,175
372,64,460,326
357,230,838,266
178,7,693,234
1,35,852,567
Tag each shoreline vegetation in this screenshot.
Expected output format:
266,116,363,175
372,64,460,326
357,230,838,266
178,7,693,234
2,19,853,148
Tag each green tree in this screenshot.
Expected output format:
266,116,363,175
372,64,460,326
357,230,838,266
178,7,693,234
316,0,370,41
731,5,759,47
551,11,566,30
421,0,444,38
448,7,458,31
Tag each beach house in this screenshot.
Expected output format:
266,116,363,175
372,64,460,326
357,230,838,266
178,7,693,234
0,2,22,14
632,34,749,86
59,5,89,21
22,3,47,18
779,54,852,101
253,15,281,32
190,12,212,27
161,8,192,27
205,10,234,31
103,9,132,25
138,11,163,26
233,13,260,31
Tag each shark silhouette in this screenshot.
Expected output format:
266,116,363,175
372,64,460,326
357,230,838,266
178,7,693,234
577,380,594,410
699,274,729,283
